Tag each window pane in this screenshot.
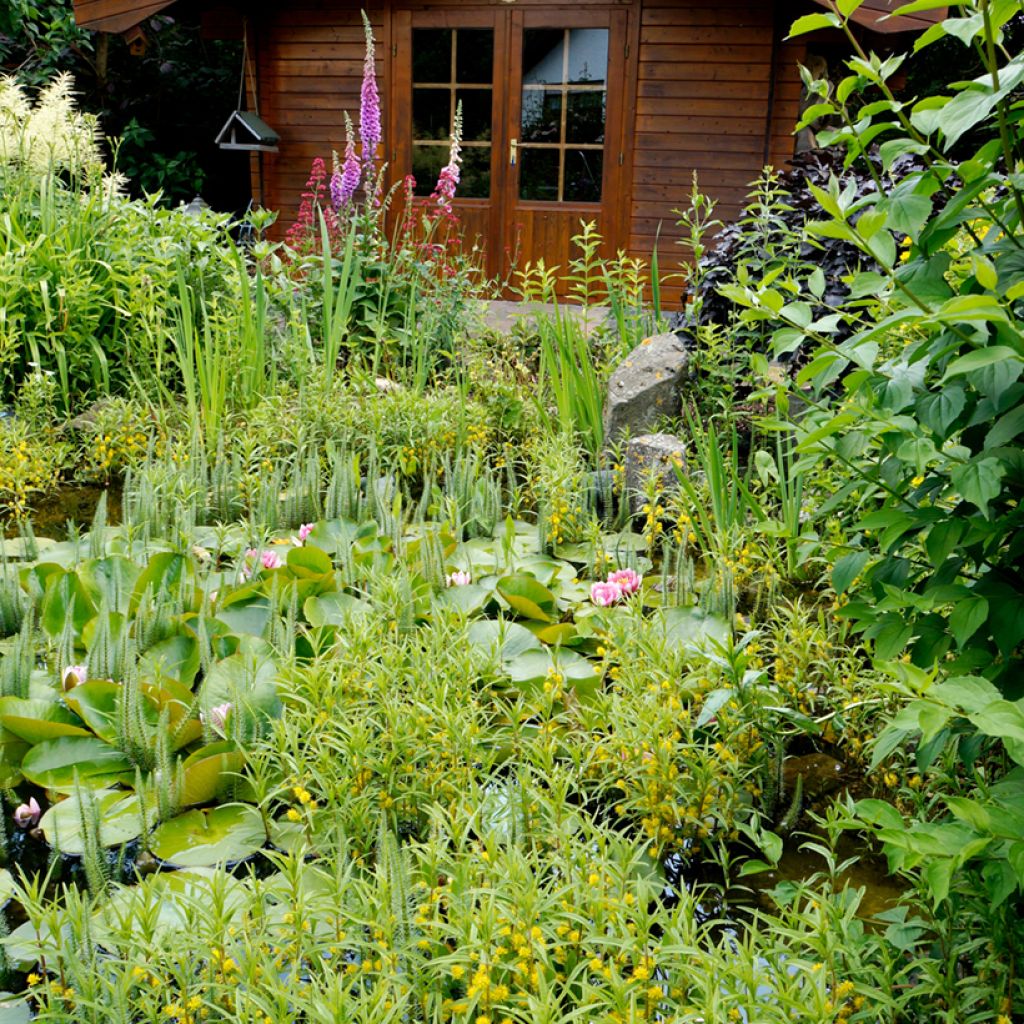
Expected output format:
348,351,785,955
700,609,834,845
519,147,559,202
522,29,564,85
566,91,605,144
459,147,492,199
455,29,493,84
413,29,451,83
412,145,490,199
521,89,561,143
563,148,602,202
457,88,493,143
567,29,608,84
412,146,446,196
413,88,451,141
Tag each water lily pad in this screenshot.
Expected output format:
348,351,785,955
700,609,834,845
39,789,145,852
40,569,97,639
467,619,543,663
306,518,361,555
658,606,730,652
496,574,557,621
78,556,141,616
179,741,246,807
0,535,56,560
149,805,267,867
20,736,134,791
505,648,602,699
304,591,372,627
203,643,281,727
64,681,142,744
0,868,14,905
139,634,200,688
435,584,491,617
215,597,272,638
0,728,27,786
0,996,31,1024
93,868,250,942
287,544,332,578
0,698,90,744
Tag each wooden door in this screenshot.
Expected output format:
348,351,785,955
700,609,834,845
392,9,507,278
392,5,633,288
503,9,631,284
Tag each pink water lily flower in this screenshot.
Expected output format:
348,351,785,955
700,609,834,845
590,581,624,607
61,664,87,691
13,797,40,829
292,523,315,546
241,548,284,580
446,570,472,587
201,702,232,735
607,568,642,596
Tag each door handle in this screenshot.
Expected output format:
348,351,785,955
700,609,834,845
509,138,518,166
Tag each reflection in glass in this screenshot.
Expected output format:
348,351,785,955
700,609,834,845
412,30,451,83
456,29,493,83
519,148,559,202
522,29,564,85
413,145,490,199
563,149,603,203
521,89,561,143
567,29,608,84
566,92,605,144
413,88,450,141
456,88,493,143
517,27,607,202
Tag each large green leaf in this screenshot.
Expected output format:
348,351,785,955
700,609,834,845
63,681,128,743
131,553,193,614
78,556,141,615
39,789,145,853
286,544,333,578
657,607,730,652
40,570,96,639
179,741,246,807
303,591,372,627
20,736,133,790
139,635,200,688
496,574,557,622
149,805,266,867
467,619,543,663
0,697,90,744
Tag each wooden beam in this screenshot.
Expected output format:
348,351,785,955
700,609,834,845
809,0,947,34
73,0,178,33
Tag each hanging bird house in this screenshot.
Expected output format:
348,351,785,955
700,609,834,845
215,111,279,153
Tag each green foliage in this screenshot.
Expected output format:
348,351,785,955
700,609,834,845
730,3,1024,691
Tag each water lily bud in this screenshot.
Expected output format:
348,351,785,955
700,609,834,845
61,664,87,691
201,702,232,735
446,570,472,587
13,797,40,828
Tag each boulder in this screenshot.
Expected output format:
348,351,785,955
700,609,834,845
603,332,690,445
624,433,686,513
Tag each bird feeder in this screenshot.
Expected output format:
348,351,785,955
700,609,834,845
215,110,279,153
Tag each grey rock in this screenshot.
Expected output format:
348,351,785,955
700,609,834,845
603,332,689,445
624,433,686,514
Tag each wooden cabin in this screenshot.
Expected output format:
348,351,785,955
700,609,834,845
74,0,941,299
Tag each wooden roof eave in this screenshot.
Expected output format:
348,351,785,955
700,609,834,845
73,0,179,33
809,0,948,34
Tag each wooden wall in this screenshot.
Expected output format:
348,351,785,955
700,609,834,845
625,0,805,298
251,3,386,217
249,0,805,303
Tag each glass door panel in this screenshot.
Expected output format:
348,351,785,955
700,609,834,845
411,27,494,199
518,27,608,203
